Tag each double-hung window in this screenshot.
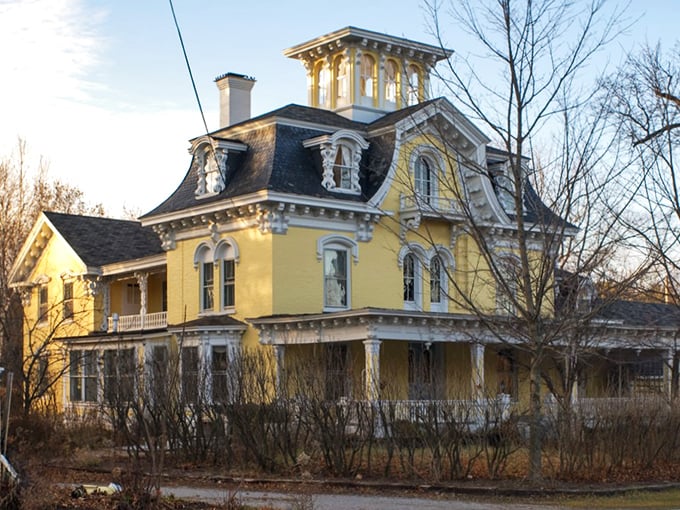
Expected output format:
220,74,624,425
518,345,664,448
201,262,214,311
181,346,200,404
222,259,235,309
319,235,358,311
38,284,48,322
324,249,348,308
414,156,434,205
70,350,98,403
103,348,135,404
63,281,74,320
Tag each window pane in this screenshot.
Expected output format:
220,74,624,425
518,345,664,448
63,282,74,319
403,254,415,302
325,343,350,400
181,346,199,404
83,351,98,402
212,346,229,403
385,60,397,102
430,256,442,303
324,249,347,307
415,157,432,201
316,64,328,105
104,349,135,403
70,351,82,401
222,259,235,308
333,145,353,189
407,65,420,105
151,345,169,401
360,55,374,97
335,56,348,100
39,285,48,321
202,262,214,310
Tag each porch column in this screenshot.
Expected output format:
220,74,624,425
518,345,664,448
135,272,148,328
471,343,485,400
273,345,285,398
363,339,382,401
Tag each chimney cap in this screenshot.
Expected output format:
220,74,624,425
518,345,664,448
214,72,256,83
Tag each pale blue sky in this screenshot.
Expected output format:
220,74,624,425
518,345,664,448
0,0,676,217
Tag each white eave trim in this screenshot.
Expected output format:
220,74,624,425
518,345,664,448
141,190,386,228
101,253,167,276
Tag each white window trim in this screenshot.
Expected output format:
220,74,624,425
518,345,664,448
304,130,369,195
69,349,99,404
398,243,428,311
194,238,240,315
190,137,247,199
215,237,239,313
409,146,445,206
318,235,358,311
428,246,454,313
495,252,520,316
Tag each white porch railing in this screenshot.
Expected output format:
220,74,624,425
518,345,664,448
107,311,167,332
386,396,512,426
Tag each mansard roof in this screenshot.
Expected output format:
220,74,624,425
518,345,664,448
142,103,399,218
44,211,163,267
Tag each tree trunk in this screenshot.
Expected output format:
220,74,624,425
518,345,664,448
528,354,543,481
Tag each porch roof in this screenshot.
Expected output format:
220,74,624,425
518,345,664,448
249,307,502,345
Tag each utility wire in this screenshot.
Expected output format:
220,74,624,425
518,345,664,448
168,0,211,136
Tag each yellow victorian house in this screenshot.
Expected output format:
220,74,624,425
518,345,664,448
9,27,678,418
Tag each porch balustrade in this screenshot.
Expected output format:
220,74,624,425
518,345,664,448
399,194,462,216
386,396,512,428
107,311,167,332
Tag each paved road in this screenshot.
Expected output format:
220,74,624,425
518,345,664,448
162,485,568,510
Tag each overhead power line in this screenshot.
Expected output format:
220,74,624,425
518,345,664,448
168,0,211,137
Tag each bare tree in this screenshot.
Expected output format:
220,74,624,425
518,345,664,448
602,42,680,397
0,139,104,413
411,0,646,480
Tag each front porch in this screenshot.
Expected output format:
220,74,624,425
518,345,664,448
252,308,678,414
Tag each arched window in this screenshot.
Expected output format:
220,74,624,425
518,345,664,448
414,155,434,203
360,54,375,98
384,59,399,103
430,255,442,305
496,255,520,316
334,55,348,105
406,64,421,106
195,244,214,312
428,246,454,313
333,144,353,189
315,61,329,106
215,239,239,311
399,244,427,310
318,235,358,311
403,253,417,304
304,129,369,195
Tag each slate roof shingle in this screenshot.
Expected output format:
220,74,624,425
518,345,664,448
595,299,680,329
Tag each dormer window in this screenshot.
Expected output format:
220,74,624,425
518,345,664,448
333,145,353,189
303,129,370,195
190,137,247,199
489,162,517,215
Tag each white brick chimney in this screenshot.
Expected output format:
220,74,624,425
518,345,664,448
215,73,256,128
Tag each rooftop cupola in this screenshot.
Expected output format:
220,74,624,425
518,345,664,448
284,26,451,123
